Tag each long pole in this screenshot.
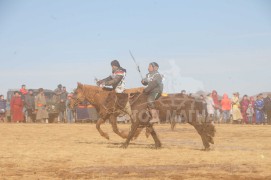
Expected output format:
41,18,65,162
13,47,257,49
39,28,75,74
129,50,144,80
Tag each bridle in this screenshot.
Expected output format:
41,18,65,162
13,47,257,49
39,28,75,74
71,84,101,107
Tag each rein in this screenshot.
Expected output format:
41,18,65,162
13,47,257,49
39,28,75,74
102,95,118,115
82,85,119,115
82,85,99,105
130,93,144,106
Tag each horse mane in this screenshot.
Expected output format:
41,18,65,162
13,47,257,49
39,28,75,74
81,84,104,92
102,87,114,91
78,83,144,96
130,92,141,97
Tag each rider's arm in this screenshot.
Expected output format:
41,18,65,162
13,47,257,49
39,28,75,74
144,81,158,93
141,78,148,86
101,76,113,82
141,74,149,86
143,74,162,93
97,76,112,85
104,75,123,86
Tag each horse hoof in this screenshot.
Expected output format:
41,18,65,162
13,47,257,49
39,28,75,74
103,133,110,140
120,143,128,149
155,143,162,149
209,138,214,144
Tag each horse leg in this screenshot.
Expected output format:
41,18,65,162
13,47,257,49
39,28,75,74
199,131,211,151
128,111,143,140
132,127,144,140
189,122,211,150
148,125,162,148
120,120,140,149
198,122,215,145
96,118,109,140
109,115,128,139
171,117,177,131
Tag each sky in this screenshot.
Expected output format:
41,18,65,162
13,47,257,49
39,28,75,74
0,0,271,97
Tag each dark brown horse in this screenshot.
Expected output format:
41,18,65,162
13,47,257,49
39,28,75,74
71,83,215,150
121,92,215,149
156,93,215,149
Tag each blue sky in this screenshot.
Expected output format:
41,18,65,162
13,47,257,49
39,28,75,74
0,0,270,97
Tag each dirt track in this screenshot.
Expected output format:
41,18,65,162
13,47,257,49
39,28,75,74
0,123,271,179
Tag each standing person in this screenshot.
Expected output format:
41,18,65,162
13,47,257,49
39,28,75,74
58,86,68,123
246,104,255,124
54,84,63,103
0,95,7,122
10,91,24,123
255,94,265,125
141,62,163,123
35,88,49,123
20,84,28,95
220,93,231,123
54,84,63,122
250,96,256,124
19,84,28,101
61,87,68,100
231,92,243,124
240,95,250,124
212,90,221,123
24,89,36,123
58,100,66,123
66,94,74,123
205,93,215,123
264,94,271,125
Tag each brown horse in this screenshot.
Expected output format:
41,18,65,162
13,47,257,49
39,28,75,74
71,83,215,150
70,83,145,140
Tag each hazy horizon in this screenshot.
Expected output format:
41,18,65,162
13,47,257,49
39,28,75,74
0,0,270,97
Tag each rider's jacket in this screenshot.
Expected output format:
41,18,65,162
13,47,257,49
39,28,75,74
100,67,126,93
142,70,163,94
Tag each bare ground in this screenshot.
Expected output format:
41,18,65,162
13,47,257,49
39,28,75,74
0,123,271,179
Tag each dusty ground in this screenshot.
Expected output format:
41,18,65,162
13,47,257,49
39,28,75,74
0,123,271,180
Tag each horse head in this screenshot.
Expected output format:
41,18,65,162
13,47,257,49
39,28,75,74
69,82,86,109
70,82,105,109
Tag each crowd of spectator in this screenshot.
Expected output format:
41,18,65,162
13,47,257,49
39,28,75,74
0,95,7,122
0,84,75,123
0,86,271,125
201,90,271,125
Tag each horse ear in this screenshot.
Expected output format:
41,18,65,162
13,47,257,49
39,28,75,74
77,82,83,89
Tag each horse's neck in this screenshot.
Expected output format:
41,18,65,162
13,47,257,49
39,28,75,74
129,93,148,109
83,86,109,109
83,84,103,92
